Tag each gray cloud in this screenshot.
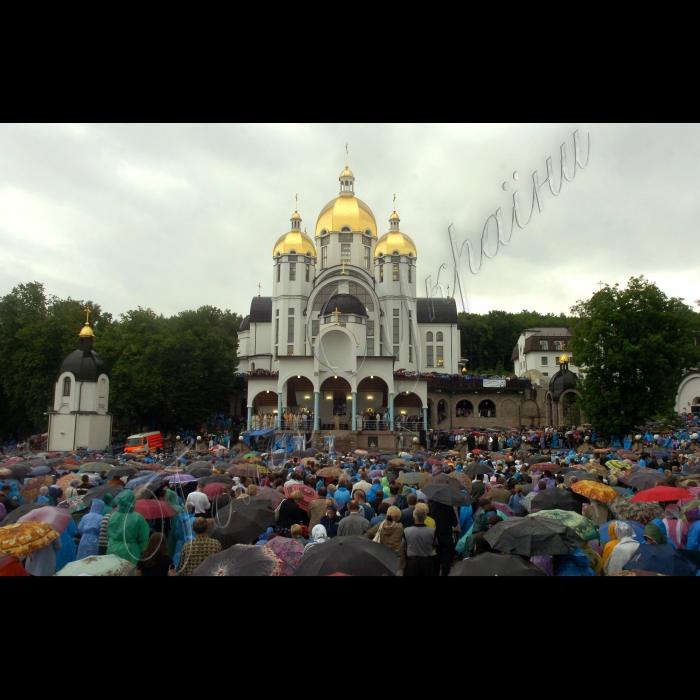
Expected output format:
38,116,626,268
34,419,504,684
1,123,697,319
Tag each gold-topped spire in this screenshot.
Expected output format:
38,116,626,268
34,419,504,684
559,343,570,364
393,194,396,213
345,143,348,169
78,306,94,338
258,283,261,297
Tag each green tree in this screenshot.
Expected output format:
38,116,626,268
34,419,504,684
569,276,700,436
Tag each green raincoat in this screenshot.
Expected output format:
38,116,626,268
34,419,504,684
107,491,150,564
102,493,115,516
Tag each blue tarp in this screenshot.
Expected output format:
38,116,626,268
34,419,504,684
241,428,275,445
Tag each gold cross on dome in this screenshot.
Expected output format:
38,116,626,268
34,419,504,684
446,284,450,299
598,281,604,290
84,306,91,324
341,260,346,275
332,307,341,325
258,283,261,297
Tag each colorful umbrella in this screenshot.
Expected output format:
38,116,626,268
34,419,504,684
300,457,319,467
447,472,472,492
20,475,53,501
631,486,694,503
55,554,135,576
0,521,59,558
17,506,72,534
266,536,305,576
283,484,318,511
570,481,620,503
610,495,663,524
191,544,282,576
63,496,87,514
164,473,197,484
529,509,599,541
56,474,77,490
133,500,177,519
315,466,343,478
203,482,226,499
354,450,368,456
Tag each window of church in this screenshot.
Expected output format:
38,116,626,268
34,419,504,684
379,264,384,282
426,332,433,342
99,378,106,398
275,318,279,344
367,338,374,356
289,254,297,260
312,320,319,341
306,264,310,282
427,346,434,366
364,246,370,269
288,317,294,343
362,235,371,246
277,263,281,282
287,345,294,356
393,345,399,357
540,340,548,350
321,247,327,269
289,307,295,315
63,377,71,396
436,331,443,342
339,315,348,324
289,263,296,281
436,346,444,365
367,320,374,337
341,226,351,233
408,266,412,283
409,346,413,363
554,341,562,351
341,244,351,261
339,233,353,242
393,317,399,344
320,235,330,246
541,357,548,365
392,263,399,281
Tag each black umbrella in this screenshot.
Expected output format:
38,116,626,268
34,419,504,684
449,552,547,577
484,516,584,556
186,461,213,472
430,473,462,491
293,535,400,576
1,502,48,525
3,463,32,479
464,462,491,476
134,480,167,500
105,466,138,478
623,543,697,577
626,471,666,491
287,450,309,459
210,497,276,548
81,484,124,507
187,467,212,478
420,483,472,507
530,488,587,514
191,544,280,576
200,474,235,485
524,455,549,466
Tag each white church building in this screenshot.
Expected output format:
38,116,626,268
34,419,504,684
236,160,461,445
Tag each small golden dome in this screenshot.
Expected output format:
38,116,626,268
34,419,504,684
316,196,377,237
389,211,400,221
79,323,94,338
273,229,317,258
291,211,301,221
559,352,570,364
375,230,418,258
339,168,354,179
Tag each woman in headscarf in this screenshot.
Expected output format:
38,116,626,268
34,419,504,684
654,504,689,549
303,524,328,553
602,522,639,575
64,480,80,500
76,498,105,559
643,522,669,545
37,486,50,504
366,505,406,574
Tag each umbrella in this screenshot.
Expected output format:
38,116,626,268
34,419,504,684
354,449,368,456
124,473,161,490
529,509,599,541
530,488,586,514
610,496,664,524
631,486,694,503
283,484,318,511
17,506,73,534
449,552,547,576
164,473,197,484
315,466,343,478
287,451,309,459
210,497,277,547
3,463,32,479
199,474,234,485
570,481,620,503
447,472,472,492
20,475,53,501
55,554,135,576
464,462,491,476
255,486,285,509
387,459,407,469
81,484,124,507
186,460,213,471
266,536,305,575
397,472,430,488
626,471,666,491
191,544,282,576
134,480,166,500
300,457,319,467
133,500,177,519
63,496,87,514
0,521,59,558
564,472,602,484
524,455,548,466
420,483,471,507
623,544,697,576
56,474,77,490
1,502,52,526
430,473,462,491
29,465,53,476
203,482,226,499
227,465,262,479
293,535,400,576
187,467,212,479
484,516,585,556
104,466,138,478
529,462,563,472
598,520,645,544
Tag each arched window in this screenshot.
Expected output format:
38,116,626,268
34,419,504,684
426,332,434,342
437,399,448,424
478,399,496,418
436,331,443,342
554,341,562,351
341,226,352,233
251,363,256,371
455,399,473,417
540,341,548,350
99,377,106,399
62,377,71,397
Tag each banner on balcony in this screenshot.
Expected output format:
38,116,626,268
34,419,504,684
483,379,506,388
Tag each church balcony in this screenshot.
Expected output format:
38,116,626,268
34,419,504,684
424,376,531,391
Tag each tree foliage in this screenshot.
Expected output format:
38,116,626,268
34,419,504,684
569,276,700,436
0,282,242,441
458,309,572,373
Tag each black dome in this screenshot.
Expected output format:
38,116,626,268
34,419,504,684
59,346,109,382
320,294,368,318
549,368,578,400
239,315,250,331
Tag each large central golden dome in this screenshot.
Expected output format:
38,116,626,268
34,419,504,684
315,196,377,237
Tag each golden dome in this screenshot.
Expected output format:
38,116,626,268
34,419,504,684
559,352,570,364
79,323,94,338
273,229,317,258
375,230,418,258
389,211,400,221
290,210,301,221
316,196,377,237
339,168,354,179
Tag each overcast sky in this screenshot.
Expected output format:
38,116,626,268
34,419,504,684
1,123,698,320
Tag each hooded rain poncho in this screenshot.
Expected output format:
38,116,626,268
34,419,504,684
107,491,150,564
76,498,105,560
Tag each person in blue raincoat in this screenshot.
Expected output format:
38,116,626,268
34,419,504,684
56,518,77,572
173,511,195,568
556,548,596,576
76,498,105,559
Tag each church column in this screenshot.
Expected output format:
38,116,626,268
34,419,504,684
277,392,283,429
423,407,428,432
352,392,357,430
247,406,253,431
314,392,320,431
389,392,395,431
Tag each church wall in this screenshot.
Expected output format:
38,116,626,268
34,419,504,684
75,413,111,451
418,323,459,374
677,372,700,414
54,372,75,414
48,414,77,451
79,382,97,412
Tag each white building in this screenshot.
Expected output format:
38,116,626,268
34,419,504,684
47,311,112,452
237,160,460,441
511,327,580,386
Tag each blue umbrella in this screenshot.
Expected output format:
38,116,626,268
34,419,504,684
164,474,196,484
624,544,697,576
29,466,52,476
124,473,160,489
598,520,645,544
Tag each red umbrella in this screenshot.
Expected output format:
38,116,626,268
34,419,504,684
471,449,482,454
133,500,177,519
283,484,318,511
529,462,562,472
203,482,226,499
631,486,694,503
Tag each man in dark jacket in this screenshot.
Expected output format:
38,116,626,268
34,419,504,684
400,494,418,529
429,500,458,576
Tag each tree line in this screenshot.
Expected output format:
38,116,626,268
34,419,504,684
0,282,242,441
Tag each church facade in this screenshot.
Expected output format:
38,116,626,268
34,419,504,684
236,161,461,444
